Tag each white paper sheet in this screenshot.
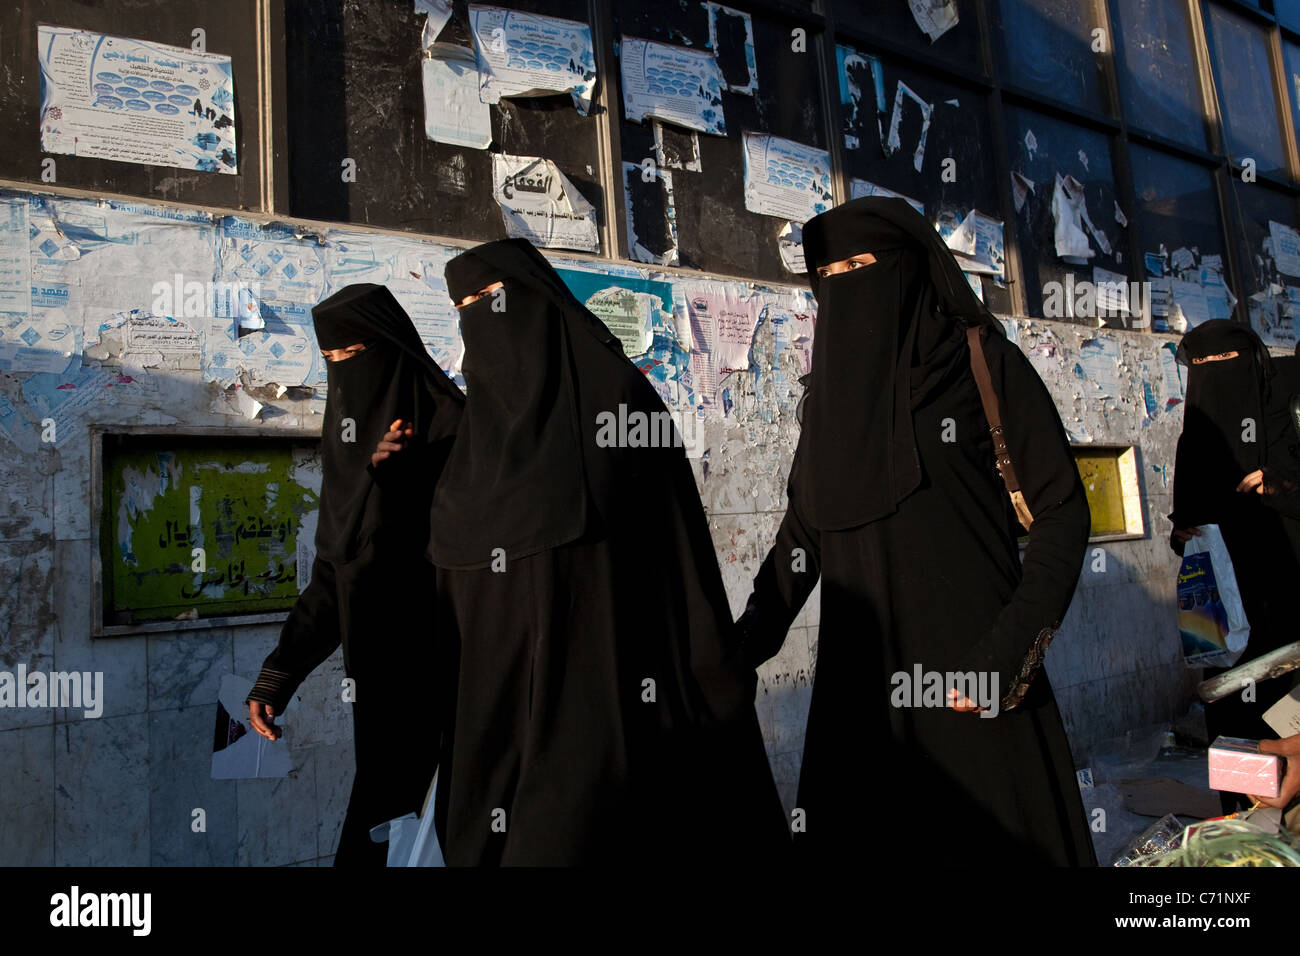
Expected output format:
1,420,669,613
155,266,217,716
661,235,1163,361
908,0,959,42
38,26,237,174
422,44,492,149
491,153,599,252
469,6,596,114
619,37,727,135
884,81,933,173
741,133,832,223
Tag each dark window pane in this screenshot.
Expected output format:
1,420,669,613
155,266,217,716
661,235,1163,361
1129,145,1232,330
1003,105,1125,324
1283,40,1300,166
1205,3,1286,176
1279,0,1300,30
835,43,1008,313
1113,0,1208,149
995,0,1110,115
1230,181,1300,348
830,0,983,74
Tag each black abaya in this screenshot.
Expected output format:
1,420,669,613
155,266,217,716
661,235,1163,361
247,284,463,866
739,197,1096,866
427,238,789,866
1170,325,1300,800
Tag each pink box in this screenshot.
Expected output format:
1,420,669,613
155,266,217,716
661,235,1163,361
1207,736,1281,798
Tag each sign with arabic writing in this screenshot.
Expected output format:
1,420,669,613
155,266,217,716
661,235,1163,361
101,436,321,625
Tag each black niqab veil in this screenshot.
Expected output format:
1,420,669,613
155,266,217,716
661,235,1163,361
312,283,464,561
1171,320,1274,528
430,238,638,569
797,196,1003,531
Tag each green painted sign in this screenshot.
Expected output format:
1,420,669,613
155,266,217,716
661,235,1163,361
101,438,320,625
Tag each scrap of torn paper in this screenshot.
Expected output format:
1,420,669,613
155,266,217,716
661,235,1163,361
684,280,763,407
469,6,596,115
778,222,806,274
416,0,454,49
835,45,885,151
38,26,236,174
84,310,201,373
1052,174,1095,263
491,153,599,252
1074,336,1123,399
884,81,933,173
1158,341,1185,408
849,178,925,215
1025,130,1038,160
212,675,292,779
909,0,959,42
1269,220,1300,277
964,271,984,302
1011,171,1035,214
653,120,701,171
620,36,726,135
1114,201,1128,228
422,44,492,149
941,210,1005,279
1092,266,1136,326
0,198,77,374
554,267,675,359
622,161,679,266
741,133,833,223
706,3,757,94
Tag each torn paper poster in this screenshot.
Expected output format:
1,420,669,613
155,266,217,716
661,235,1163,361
684,280,763,406
1051,174,1095,262
422,44,492,149
1198,263,1236,320
835,45,885,151
964,271,984,303
741,133,833,223
1249,288,1298,350
884,81,933,173
491,153,599,252
1158,341,1186,408
84,310,201,372
416,0,454,50
653,120,701,171
469,6,596,115
1114,201,1128,228
1093,266,1132,320
766,291,815,377
622,161,679,266
210,383,264,419
940,210,976,257
212,675,293,779
1073,336,1123,398
0,198,69,373
219,219,326,305
22,367,155,444
909,0,959,42
706,3,757,94
940,210,1004,279
1169,246,1196,274
554,267,675,359
1011,171,1035,214
849,178,925,215
778,222,806,274
1269,220,1300,278
38,26,236,174
1170,278,1210,328
619,36,726,135
199,304,324,388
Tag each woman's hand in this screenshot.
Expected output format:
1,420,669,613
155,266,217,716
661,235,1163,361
1248,734,1300,810
371,418,414,468
1236,470,1265,495
946,687,983,714
1171,527,1202,545
248,701,282,741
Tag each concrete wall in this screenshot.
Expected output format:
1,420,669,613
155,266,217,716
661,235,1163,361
0,185,1205,865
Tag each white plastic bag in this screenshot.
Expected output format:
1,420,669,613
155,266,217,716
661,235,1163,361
369,770,446,867
1178,524,1250,668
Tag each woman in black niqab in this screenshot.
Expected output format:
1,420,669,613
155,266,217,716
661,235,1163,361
247,283,463,866
1171,320,1300,798
420,238,789,865
738,196,1097,866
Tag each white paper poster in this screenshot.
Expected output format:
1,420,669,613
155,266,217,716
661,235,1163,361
619,37,727,135
422,45,492,149
1269,220,1300,278
741,133,832,223
38,26,237,174
491,154,599,252
469,6,596,114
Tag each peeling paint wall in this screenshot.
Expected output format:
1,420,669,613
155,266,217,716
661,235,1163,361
0,186,1221,865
